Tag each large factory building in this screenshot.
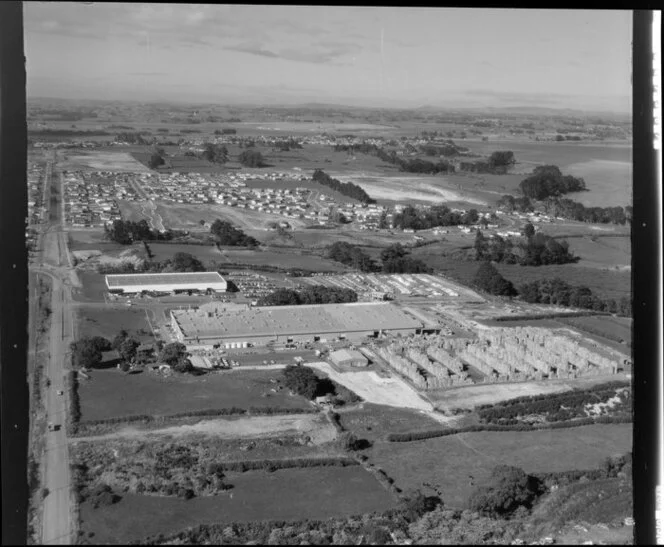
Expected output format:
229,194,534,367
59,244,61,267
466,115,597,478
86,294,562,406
106,272,227,294
170,301,423,347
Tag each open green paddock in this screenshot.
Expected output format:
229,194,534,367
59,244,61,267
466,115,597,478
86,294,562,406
76,306,154,343
77,368,312,422
368,422,631,509
77,465,396,545
338,403,446,444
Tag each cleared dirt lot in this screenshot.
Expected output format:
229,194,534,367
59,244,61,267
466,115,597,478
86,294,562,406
428,373,631,411
72,413,335,444
306,362,453,425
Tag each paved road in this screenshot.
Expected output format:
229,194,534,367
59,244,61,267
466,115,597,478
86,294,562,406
33,153,76,545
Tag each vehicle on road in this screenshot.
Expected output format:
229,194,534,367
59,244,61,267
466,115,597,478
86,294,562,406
47,423,61,432
57,390,64,396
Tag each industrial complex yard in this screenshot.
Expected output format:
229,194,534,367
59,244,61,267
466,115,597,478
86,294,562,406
23,12,634,543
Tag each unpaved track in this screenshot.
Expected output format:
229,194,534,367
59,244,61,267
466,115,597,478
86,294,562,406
71,413,336,445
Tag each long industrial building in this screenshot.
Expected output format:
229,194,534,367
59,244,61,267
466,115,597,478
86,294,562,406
170,301,423,347
106,272,227,294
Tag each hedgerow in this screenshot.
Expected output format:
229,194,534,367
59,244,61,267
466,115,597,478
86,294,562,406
386,415,632,443
217,456,358,473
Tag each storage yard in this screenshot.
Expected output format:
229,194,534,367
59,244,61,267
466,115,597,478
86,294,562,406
300,273,485,301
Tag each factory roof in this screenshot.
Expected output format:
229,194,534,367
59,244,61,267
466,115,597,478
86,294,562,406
106,271,225,288
171,301,422,339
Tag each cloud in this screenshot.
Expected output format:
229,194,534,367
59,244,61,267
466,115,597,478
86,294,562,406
224,39,361,65
225,44,280,59
128,72,167,77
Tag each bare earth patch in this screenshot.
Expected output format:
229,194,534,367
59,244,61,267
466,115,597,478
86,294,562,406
71,413,336,445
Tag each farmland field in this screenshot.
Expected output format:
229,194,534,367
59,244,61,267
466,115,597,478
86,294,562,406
410,249,631,301
460,140,632,207
369,423,632,508
77,368,312,422
214,248,348,272
77,466,396,545
57,150,152,173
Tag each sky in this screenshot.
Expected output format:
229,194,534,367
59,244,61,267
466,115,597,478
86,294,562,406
24,4,633,112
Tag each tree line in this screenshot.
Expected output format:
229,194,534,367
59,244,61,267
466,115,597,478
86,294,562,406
312,169,375,203
325,241,431,274
70,332,194,373
392,204,482,230
458,151,516,175
474,228,578,266
103,219,177,244
542,197,631,225
257,285,358,306
518,277,632,315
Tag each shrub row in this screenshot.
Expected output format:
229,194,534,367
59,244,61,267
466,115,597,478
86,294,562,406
217,456,358,473
475,381,630,411
357,460,402,497
386,415,633,442
248,406,318,416
493,310,604,322
67,371,80,434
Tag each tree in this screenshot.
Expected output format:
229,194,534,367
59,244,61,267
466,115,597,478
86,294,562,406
523,222,535,239
70,337,110,369
380,243,408,263
399,489,442,523
467,465,541,517
238,149,266,168
170,252,205,272
201,143,228,164
148,152,165,169
119,338,140,363
111,330,129,350
159,342,188,366
282,365,319,399
474,230,488,260
473,262,517,297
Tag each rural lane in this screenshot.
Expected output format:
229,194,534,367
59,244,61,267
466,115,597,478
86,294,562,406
34,154,76,545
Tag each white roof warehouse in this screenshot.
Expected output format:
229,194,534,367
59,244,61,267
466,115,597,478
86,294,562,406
105,272,227,294
170,301,423,346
